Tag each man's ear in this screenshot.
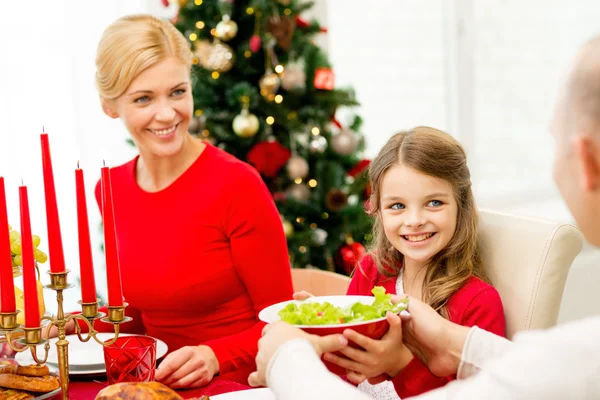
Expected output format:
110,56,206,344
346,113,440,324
101,98,119,119
574,135,600,191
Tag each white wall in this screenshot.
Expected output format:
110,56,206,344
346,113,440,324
324,0,600,322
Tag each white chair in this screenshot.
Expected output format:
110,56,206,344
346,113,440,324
479,209,584,339
290,268,350,297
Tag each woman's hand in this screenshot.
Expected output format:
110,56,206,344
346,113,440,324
155,345,219,389
292,291,314,300
323,311,413,384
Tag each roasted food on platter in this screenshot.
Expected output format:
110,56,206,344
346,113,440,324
95,381,184,400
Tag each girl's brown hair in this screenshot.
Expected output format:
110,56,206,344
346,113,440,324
367,126,487,318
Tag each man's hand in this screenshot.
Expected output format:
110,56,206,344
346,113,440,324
399,296,469,377
248,322,348,388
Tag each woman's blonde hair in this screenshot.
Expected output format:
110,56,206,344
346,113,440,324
367,126,487,318
95,14,192,100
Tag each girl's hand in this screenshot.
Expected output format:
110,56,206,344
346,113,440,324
323,312,414,384
292,291,314,300
155,345,219,389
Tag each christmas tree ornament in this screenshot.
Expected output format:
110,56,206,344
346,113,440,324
309,135,328,153
331,128,359,155
286,155,309,179
348,159,371,177
286,183,311,202
266,15,296,50
233,100,260,138
194,39,235,73
313,228,328,245
282,219,294,238
177,0,187,7
250,11,262,52
215,14,238,41
247,140,291,178
250,35,261,52
259,69,281,99
281,62,306,91
314,67,335,90
325,188,349,212
337,240,366,275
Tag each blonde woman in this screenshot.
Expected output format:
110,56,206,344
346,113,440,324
89,14,293,389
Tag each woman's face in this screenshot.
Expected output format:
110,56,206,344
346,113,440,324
105,57,193,159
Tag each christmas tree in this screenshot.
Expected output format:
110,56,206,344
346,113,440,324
170,0,372,274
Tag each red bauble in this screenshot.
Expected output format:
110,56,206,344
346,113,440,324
247,141,291,178
337,242,366,275
250,35,262,52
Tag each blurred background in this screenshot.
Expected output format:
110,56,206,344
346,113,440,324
0,0,598,322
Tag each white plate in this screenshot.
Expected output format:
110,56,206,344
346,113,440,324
211,388,275,400
16,333,168,375
258,295,395,329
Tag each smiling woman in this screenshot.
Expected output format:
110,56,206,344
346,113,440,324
70,14,295,391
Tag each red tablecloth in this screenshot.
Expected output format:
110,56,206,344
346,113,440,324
68,378,252,399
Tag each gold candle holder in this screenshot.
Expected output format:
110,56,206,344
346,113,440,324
0,310,20,330
0,270,132,400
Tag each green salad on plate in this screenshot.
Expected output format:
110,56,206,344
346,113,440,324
278,286,408,325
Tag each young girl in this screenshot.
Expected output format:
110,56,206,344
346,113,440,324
304,127,505,399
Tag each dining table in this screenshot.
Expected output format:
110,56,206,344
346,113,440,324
67,377,254,399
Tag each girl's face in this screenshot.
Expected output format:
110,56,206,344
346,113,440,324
379,164,458,268
104,57,193,159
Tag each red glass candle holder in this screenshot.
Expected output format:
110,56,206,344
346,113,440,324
103,335,157,384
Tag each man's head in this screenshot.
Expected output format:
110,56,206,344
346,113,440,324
552,35,600,246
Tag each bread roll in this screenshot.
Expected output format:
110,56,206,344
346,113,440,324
0,374,59,393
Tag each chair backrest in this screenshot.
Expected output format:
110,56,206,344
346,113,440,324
479,209,583,339
291,268,351,297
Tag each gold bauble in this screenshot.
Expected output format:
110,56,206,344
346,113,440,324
215,15,238,41
282,220,294,238
259,70,281,99
194,39,235,73
233,109,260,138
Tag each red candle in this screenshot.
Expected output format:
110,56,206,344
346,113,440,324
101,165,123,307
75,165,97,304
0,178,16,313
19,184,40,328
40,133,66,273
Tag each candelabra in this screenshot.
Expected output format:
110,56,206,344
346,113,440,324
0,270,131,400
